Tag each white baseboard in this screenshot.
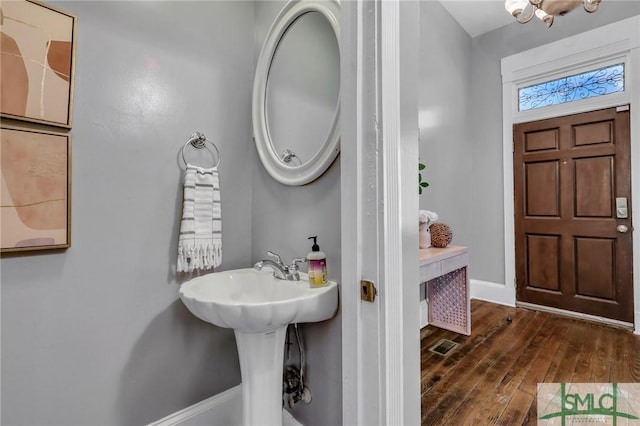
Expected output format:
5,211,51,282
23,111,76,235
149,384,302,426
470,279,515,307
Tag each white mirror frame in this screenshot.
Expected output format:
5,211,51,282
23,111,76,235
252,0,341,186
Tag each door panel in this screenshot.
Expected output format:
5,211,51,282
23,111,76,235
525,128,559,151
526,234,561,291
575,237,615,299
574,157,613,217
514,107,633,323
573,120,613,146
525,162,559,216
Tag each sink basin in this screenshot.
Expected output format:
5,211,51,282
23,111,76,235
179,267,338,426
179,267,338,333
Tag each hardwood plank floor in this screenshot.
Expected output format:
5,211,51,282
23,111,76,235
421,300,640,425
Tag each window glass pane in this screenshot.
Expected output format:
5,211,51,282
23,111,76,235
519,64,624,111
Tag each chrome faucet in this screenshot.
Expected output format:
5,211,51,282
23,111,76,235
254,251,306,281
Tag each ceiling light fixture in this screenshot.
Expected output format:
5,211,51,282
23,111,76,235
505,0,601,28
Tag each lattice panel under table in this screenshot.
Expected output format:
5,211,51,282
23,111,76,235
427,267,470,335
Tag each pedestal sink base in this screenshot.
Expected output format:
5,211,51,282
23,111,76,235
179,268,338,426
235,327,287,426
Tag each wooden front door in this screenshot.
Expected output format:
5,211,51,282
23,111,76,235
514,106,633,323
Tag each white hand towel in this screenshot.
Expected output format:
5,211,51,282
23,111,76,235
177,164,222,272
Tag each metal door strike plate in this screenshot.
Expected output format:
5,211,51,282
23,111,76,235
361,280,377,302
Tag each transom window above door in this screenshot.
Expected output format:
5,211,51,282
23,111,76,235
518,63,624,112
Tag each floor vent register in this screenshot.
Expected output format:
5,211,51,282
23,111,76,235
428,338,459,356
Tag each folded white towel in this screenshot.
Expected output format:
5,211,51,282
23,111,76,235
419,210,438,225
177,164,222,272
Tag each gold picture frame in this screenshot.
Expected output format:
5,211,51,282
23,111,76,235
0,0,77,128
1,124,71,252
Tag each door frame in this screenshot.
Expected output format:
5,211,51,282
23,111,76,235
499,15,640,332
341,1,421,425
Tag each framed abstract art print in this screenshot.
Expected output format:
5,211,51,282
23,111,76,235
1,125,71,252
1,0,77,128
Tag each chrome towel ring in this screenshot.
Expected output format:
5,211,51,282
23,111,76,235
181,131,220,168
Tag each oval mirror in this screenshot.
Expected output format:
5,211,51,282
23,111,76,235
253,0,340,186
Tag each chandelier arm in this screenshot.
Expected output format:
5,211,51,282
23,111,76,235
516,6,536,24
583,0,601,13
534,8,554,27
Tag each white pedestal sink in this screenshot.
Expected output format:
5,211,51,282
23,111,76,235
179,268,338,426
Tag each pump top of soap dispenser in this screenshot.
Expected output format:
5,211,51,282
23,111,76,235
307,236,326,261
308,236,320,252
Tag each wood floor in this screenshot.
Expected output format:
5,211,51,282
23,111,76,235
420,300,640,425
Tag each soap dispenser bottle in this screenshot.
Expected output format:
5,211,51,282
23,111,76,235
307,236,328,287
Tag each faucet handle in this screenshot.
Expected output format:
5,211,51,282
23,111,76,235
267,251,283,265
290,257,307,271
288,258,306,281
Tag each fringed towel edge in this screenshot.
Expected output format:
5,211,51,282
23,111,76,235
177,242,222,273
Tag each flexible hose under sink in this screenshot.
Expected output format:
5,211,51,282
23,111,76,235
294,323,305,389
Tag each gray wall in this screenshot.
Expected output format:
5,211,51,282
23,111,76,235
1,2,254,424
468,2,640,283
419,1,473,252
252,3,343,426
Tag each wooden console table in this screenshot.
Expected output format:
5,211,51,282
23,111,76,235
419,246,470,335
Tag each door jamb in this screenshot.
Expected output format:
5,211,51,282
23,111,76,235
341,1,421,424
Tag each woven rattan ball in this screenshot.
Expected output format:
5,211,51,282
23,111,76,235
430,223,452,248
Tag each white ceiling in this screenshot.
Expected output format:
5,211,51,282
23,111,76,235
438,0,517,38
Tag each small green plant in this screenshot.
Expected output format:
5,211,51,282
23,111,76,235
419,162,429,195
